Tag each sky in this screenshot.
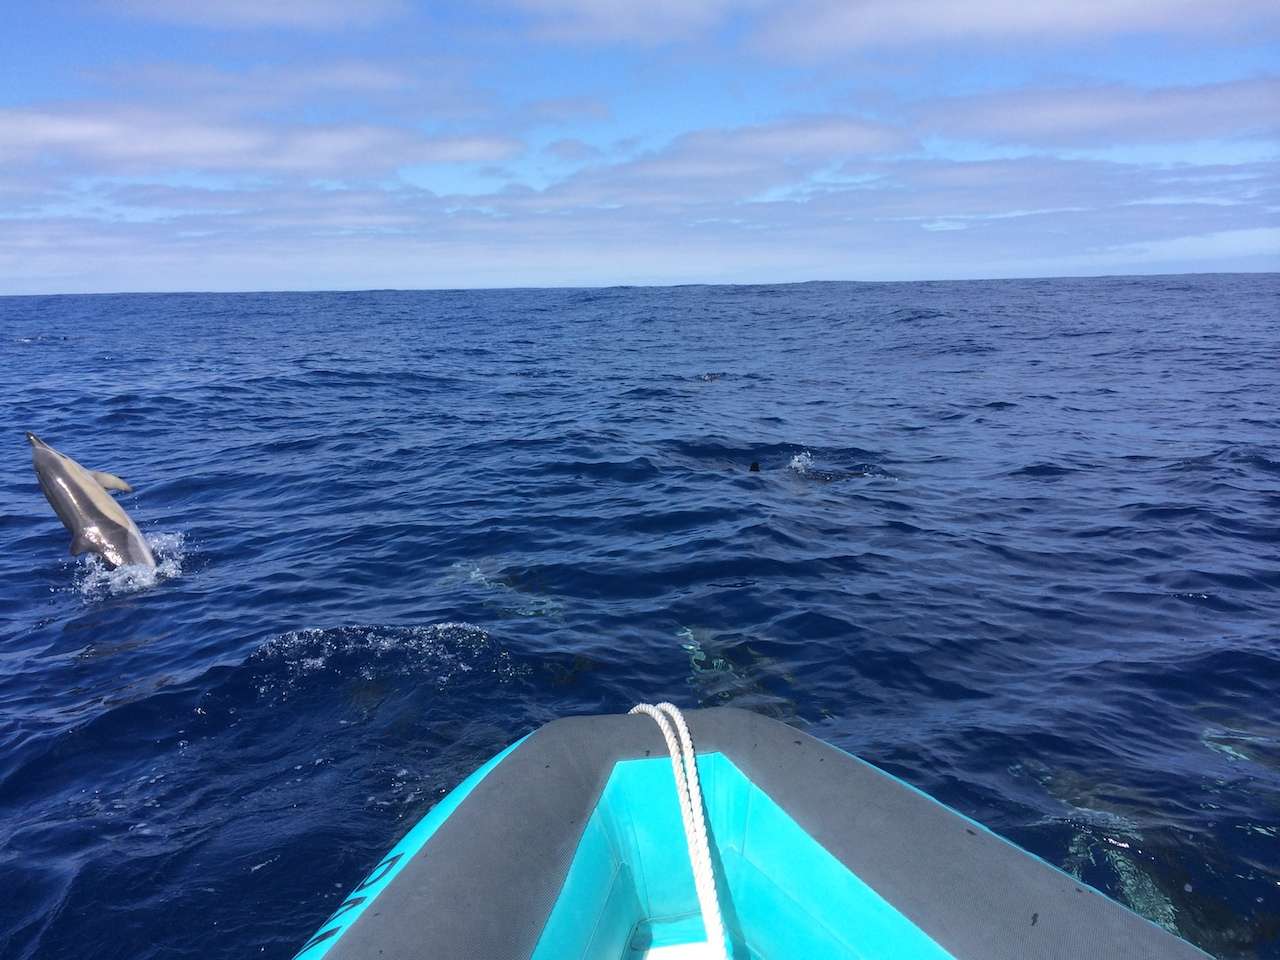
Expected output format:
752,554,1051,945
1,1,1277,293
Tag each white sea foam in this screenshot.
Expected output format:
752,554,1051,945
788,450,814,474
787,449,895,481
74,532,186,598
254,621,528,696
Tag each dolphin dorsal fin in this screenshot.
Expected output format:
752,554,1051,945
91,471,133,494
70,533,94,556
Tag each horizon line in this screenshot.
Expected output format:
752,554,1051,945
1,268,1275,300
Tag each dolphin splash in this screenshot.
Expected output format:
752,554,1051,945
27,432,156,570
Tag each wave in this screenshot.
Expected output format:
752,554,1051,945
884,307,951,323
1010,463,1078,479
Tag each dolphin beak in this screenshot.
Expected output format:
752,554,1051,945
26,432,43,447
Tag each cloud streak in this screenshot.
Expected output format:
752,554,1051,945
0,106,521,176
115,0,407,30
504,0,751,42
755,0,1280,54
496,0,1279,51
917,77,1280,146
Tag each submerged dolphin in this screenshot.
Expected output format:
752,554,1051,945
27,433,156,569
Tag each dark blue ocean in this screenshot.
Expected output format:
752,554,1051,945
1,275,1277,959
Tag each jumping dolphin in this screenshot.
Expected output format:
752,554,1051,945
27,433,156,569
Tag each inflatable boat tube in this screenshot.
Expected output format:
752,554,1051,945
295,707,1210,959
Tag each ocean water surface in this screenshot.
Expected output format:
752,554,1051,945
1,275,1277,958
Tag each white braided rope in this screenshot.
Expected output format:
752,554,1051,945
629,703,728,960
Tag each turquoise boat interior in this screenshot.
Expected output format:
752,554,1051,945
534,751,952,960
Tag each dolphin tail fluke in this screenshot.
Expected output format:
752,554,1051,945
91,471,133,494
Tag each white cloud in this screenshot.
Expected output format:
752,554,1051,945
4,179,1274,294
86,58,500,132
544,138,602,162
31,140,1267,280
527,115,911,208
115,0,407,30
504,0,751,42
496,0,1278,51
756,0,1279,55
1105,226,1280,263
0,107,521,175
831,157,1279,222
917,77,1280,146
524,97,611,124
696,115,910,158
